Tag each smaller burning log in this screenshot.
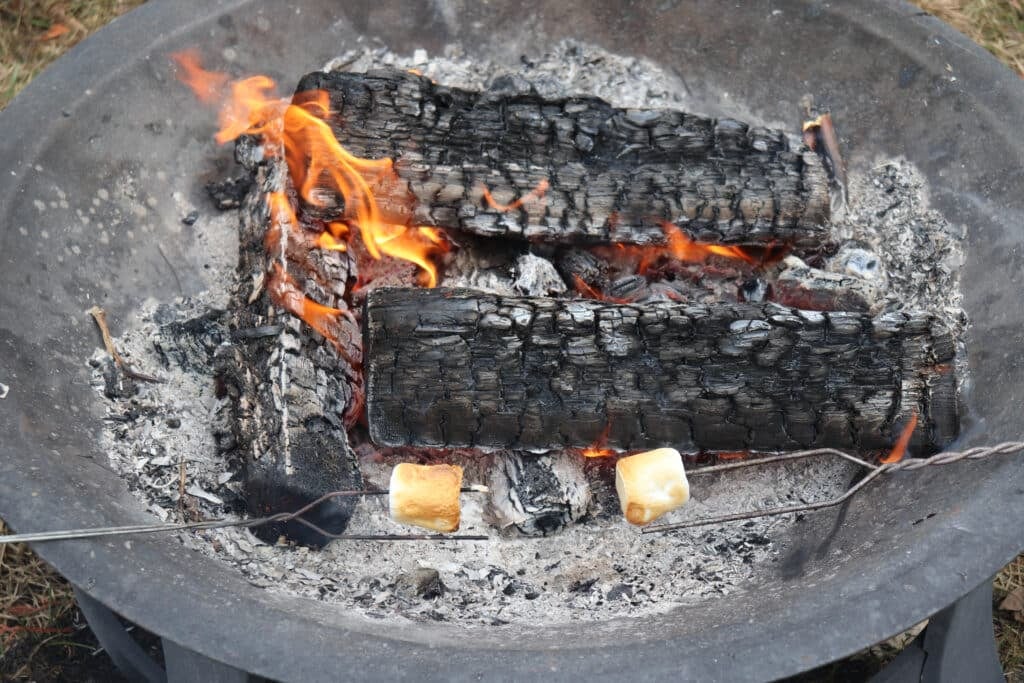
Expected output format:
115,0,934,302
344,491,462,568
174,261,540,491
215,162,363,547
364,288,959,454
292,68,830,249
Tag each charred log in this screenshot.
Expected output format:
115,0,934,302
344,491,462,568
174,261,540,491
364,288,959,454
214,160,362,547
290,68,830,248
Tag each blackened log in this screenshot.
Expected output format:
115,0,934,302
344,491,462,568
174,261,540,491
364,288,958,454
291,68,830,248
214,160,362,547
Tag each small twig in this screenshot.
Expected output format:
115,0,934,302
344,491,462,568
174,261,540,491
177,461,186,516
87,306,163,383
803,112,849,205
156,243,184,296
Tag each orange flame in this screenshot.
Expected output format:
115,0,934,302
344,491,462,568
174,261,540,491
481,179,549,212
172,52,448,287
315,232,348,252
170,50,229,105
605,222,768,276
880,412,918,464
326,221,349,240
580,422,617,458
662,223,759,265
572,275,631,304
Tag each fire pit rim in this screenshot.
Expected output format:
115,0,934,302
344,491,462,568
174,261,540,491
1,0,1023,680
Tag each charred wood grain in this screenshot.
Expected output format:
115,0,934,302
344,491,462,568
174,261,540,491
214,160,362,547
364,288,958,454
291,68,830,248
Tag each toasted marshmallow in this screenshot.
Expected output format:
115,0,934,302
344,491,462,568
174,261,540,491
389,463,463,533
615,448,689,525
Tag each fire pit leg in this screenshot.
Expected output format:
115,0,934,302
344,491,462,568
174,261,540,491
73,587,166,683
74,587,249,682
871,578,1003,683
163,638,248,683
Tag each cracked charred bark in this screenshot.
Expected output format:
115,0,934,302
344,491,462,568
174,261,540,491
292,68,830,248
364,288,959,454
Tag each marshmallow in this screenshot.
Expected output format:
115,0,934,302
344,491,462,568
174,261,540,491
389,463,463,532
615,448,690,525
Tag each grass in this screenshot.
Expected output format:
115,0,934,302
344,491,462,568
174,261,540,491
916,0,1024,76
995,555,1024,681
0,0,144,110
0,521,77,679
0,0,1022,679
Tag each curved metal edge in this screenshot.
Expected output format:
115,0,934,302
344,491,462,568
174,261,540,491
0,0,1022,681
0,0,248,215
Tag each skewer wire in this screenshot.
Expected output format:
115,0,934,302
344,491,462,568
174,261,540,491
642,441,1024,534
0,488,490,545
3,444,1021,543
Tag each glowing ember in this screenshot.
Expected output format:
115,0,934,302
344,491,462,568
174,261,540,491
571,275,629,304
602,222,774,277
716,452,750,461
172,52,448,287
662,223,759,265
580,422,617,458
881,412,918,464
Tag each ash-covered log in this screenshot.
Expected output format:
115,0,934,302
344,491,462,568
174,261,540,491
485,451,592,536
364,288,958,454
292,68,830,249
214,160,362,547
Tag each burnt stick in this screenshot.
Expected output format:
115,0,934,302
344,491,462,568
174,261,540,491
292,68,830,248
364,288,958,454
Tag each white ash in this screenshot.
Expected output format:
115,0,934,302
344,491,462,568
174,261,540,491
89,42,962,628
325,40,693,111
827,160,965,331
511,253,567,297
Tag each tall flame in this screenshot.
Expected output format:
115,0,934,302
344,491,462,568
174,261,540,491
171,51,448,287
880,412,918,464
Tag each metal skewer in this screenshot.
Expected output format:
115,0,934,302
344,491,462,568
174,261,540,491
0,487,490,545
4,443,1021,543
642,441,1024,534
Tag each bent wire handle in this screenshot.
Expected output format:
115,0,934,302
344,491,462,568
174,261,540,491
641,441,1024,534
0,489,489,545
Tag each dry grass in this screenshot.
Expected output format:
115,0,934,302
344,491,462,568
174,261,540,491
0,522,79,679
0,0,1023,679
995,555,1024,682
0,0,144,110
916,0,1024,76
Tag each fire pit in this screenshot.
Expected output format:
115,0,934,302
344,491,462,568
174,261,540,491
1,1,1023,680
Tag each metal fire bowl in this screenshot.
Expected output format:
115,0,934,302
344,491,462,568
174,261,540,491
1,1,1022,680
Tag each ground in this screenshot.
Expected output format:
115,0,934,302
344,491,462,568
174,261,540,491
0,0,1022,680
